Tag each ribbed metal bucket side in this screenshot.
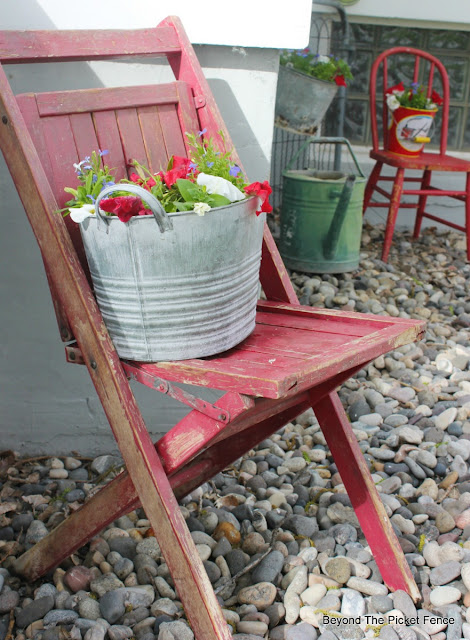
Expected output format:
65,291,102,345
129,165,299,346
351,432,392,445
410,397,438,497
80,198,265,361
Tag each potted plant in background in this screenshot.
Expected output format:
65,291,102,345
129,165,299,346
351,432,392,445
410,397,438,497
64,132,272,362
275,48,353,133
385,81,443,157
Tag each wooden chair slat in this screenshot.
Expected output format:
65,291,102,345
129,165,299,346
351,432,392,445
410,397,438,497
138,106,169,173
69,113,101,163
116,107,150,168
92,111,128,182
0,27,180,64
158,103,188,158
36,84,180,117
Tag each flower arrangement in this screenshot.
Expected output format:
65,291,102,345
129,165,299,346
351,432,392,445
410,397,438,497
280,49,353,87
64,130,272,224
386,81,443,112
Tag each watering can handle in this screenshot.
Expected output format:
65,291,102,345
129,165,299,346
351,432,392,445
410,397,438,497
94,184,173,233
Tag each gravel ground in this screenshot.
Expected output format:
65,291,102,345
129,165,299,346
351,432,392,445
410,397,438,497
1,223,470,640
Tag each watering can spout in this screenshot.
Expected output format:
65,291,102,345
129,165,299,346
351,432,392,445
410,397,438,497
323,174,357,260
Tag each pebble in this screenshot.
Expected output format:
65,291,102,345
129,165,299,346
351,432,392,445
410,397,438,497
7,227,470,640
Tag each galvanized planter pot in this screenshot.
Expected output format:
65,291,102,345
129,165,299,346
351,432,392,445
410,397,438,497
275,65,338,133
79,186,265,361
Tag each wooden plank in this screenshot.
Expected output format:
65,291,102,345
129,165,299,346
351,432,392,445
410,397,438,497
36,84,179,117
175,81,200,153
92,110,127,181
70,112,101,161
116,107,148,167
255,310,373,338
258,299,419,329
0,65,231,640
138,105,169,173
261,224,299,304
158,103,187,158
0,27,180,64
313,392,420,601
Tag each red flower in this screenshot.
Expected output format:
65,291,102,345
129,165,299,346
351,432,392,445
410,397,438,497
385,81,405,95
245,180,273,215
129,172,156,191
334,74,347,87
158,156,192,188
100,196,147,223
431,89,443,106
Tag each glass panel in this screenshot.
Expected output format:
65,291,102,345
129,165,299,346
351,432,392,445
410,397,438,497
464,111,470,147
349,50,371,95
438,56,467,101
381,27,421,47
351,23,376,47
431,107,461,149
429,30,469,51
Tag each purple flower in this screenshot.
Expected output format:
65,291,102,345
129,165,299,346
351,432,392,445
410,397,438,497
207,161,214,168
99,149,109,156
198,128,207,137
229,165,241,177
103,181,115,188
86,194,96,203
189,161,198,171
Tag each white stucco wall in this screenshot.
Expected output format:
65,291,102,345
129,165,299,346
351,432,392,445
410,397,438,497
0,0,311,454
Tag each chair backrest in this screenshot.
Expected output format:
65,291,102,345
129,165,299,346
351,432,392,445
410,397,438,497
0,17,298,345
369,47,450,155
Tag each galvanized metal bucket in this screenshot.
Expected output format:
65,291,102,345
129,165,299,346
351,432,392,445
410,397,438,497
79,184,265,361
275,65,338,133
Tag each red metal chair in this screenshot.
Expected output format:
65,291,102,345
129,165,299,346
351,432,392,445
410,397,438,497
363,46,470,262
0,21,424,639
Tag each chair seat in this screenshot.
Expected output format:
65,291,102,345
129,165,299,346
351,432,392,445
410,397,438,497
123,300,424,400
371,149,470,172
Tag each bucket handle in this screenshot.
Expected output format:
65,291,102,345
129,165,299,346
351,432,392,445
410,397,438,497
285,137,365,177
94,183,173,233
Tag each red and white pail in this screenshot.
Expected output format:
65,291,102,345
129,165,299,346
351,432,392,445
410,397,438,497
386,106,437,157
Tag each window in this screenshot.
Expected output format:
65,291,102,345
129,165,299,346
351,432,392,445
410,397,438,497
325,23,470,151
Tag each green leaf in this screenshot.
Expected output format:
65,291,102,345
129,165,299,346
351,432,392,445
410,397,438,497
64,187,78,197
176,179,203,203
206,194,231,208
174,201,195,211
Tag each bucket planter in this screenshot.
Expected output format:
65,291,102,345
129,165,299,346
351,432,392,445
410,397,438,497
80,184,265,362
386,105,437,157
275,65,338,133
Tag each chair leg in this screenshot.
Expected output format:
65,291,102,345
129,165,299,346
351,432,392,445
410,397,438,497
413,169,431,239
363,161,383,214
311,390,420,602
466,172,470,261
382,167,405,262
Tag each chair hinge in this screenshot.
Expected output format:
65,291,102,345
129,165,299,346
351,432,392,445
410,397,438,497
194,95,206,109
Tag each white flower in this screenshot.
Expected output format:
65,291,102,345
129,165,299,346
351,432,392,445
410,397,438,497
196,173,246,203
193,202,211,216
69,204,95,223
386,94,401,112
316,55,330,64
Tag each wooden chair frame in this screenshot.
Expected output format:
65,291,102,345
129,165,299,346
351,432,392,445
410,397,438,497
0,19,423,639
363,46,470,262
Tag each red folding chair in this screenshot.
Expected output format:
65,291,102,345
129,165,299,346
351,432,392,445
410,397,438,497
0,19,424,639
363,46,470,262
